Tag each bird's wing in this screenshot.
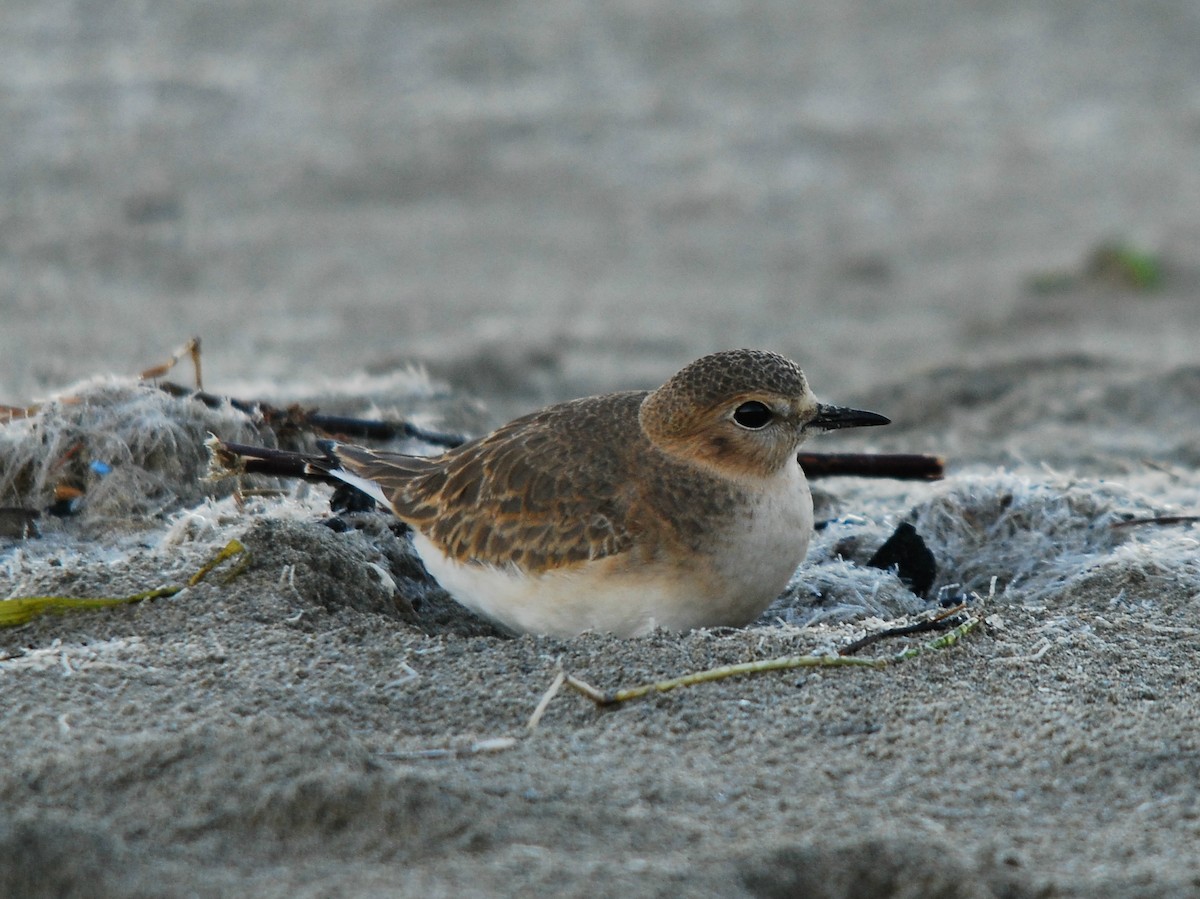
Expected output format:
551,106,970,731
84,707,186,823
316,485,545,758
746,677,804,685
332,393,650,570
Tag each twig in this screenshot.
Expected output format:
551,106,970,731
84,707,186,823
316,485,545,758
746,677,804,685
1111,515,1200,529
565,654,886,707
838,602,968,656
213,433,947,485
187,538,252,585
890,615,982,661
799,452,944,481
0,405,36,424
382,736,519,761
140,336,203,390
206,437,331,483
0,538,248,629
161,381,468,449
527,669,567,731
9,338,947,484
563,614,984,708
139,337,466,446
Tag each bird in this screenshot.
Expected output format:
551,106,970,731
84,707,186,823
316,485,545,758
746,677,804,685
216,349,889,637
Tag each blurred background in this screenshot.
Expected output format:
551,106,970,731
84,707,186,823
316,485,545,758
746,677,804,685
2,0,1198,415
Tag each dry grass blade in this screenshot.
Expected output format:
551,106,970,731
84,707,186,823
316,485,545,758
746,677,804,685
0,539,248,629
563,614,983,707
140,336,203,389
566,654,886,707
527,669,567,731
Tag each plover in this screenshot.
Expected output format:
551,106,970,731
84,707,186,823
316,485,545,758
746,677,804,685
222,349,888,636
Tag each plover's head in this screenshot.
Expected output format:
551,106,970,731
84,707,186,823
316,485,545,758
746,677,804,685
639,349,889,479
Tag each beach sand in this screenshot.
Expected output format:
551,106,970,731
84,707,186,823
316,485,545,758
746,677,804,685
2,2,1199,896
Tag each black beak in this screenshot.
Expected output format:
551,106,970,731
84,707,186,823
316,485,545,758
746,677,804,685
809,403,891,431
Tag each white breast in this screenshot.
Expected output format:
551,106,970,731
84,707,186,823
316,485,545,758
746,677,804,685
701,460,814,622
411,461,814,637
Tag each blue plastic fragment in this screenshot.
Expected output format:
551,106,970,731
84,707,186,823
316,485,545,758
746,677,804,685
89,460,113,476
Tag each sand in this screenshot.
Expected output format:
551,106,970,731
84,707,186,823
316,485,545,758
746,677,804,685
2,1,1200,896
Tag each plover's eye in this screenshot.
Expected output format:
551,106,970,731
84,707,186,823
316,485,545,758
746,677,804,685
733,401,773,430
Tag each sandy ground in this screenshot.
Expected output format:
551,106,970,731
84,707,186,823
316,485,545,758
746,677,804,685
2,1,1200,896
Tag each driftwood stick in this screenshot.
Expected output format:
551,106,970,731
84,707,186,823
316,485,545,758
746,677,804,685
207,439,333,482
209,434,944,485
156,381,469,449
12,335,946,482
8,335,947,482
799,452,944,481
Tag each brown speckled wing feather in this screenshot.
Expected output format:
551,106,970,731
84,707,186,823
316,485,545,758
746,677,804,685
333,392,652,570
